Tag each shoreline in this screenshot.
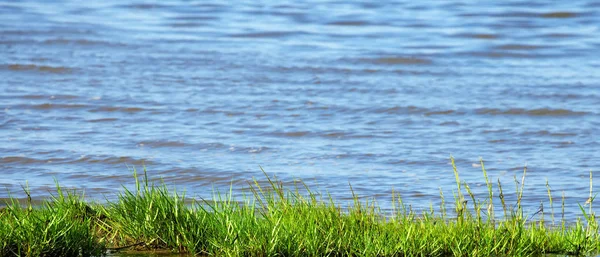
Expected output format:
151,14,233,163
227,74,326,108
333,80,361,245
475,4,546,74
2,158,599,256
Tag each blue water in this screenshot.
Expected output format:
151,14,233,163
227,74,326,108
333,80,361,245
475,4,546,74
1,0,599,219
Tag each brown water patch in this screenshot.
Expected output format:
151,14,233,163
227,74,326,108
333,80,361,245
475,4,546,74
1,156,69,164
225,111,244,117
0,156,46,164
425,110,456,116
540,12,578,18
439,121,460,126
28,103,88,110
322,132,348,138
0,198,45,207
5,64,72,73
283,131,310,137
411,191,427,198
522,130,578,137
543,33,580,38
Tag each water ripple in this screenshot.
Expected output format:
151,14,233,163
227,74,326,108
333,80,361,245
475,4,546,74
0,0,598,220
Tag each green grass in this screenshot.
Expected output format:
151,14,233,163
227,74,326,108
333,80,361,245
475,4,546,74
1,157,599,256
0,183,105,256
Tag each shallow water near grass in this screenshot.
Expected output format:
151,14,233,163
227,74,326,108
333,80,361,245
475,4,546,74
1,0,600,220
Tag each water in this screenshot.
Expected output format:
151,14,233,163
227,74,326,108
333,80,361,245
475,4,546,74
1,0,599,219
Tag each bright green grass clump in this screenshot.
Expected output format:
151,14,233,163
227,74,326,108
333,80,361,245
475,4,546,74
0,184,105,256
1,157,599,256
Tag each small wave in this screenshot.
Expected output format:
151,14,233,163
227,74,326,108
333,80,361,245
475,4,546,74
26,103,88,110
482,129,511,134
19,126,51,131
319,132,375,139
523,92,589,100
0,156,69,164
327,20,371,26
542,33,580,38
476,108,587,117
169,15,218,21
455,33,499,39
0,156,45,164
521,130,578,137
66,155,151,166
553,141,575,148
282,131,310,137
461,51,549,59
268,131,311,138
322,132,348,138
229,31,303,38
88,118,118,123
3,64,72,73
167,22,207,28
247,147,269,153
90,106,146,113
494,44,546,50
439,121,460,126
16,95,46,100
138,140,187,148
118,3,170,9
18,94,79,100
0,119,13,128
425,110,458,116
42,39,127,47
371,105,428,115
223,145,271,154
199,108,245,116
362,57,432,65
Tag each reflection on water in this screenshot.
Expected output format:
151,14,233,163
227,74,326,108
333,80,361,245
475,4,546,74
1,0,599,220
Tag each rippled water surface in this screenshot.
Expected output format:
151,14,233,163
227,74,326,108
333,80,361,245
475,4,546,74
1,0,600,218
